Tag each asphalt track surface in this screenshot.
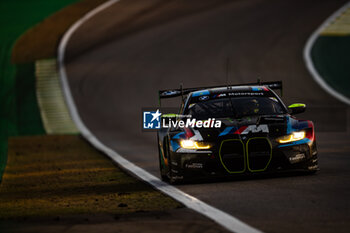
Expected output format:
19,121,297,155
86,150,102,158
64,0,350,232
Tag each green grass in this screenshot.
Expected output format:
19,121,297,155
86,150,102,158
0,0,80,181
311,36,350,99
15,64,45,135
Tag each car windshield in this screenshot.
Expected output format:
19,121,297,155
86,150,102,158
186,96,286,119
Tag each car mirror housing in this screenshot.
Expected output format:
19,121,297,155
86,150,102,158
288,103,306,115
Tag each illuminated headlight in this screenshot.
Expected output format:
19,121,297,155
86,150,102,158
277,131,306,144
180,140,211,149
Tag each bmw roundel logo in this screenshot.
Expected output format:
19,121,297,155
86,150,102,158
199,95,209,101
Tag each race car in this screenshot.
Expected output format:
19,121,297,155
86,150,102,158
157,81,318,183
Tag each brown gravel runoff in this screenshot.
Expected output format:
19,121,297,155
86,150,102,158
12,0,231,64
0,135,182,218
11,0,107,63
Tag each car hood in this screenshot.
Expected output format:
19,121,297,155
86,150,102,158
192,115,290,141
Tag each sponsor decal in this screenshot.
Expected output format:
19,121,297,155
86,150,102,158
185,163,203,169
213,93,227,98
199,95,209,101
228,92,264,96
219,124,269,136
289,153,305,164
240,124,269,134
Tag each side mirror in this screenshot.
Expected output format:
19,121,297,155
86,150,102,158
288,103,306,115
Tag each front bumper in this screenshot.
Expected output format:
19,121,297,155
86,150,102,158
169,140,318,180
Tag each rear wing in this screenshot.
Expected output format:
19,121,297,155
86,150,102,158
158,81,282,106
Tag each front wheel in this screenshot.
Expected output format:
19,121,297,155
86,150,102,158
167,144,184,184
158,135,169,181
161,137,184,184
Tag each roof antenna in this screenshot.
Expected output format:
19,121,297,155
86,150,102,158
226,57,230,89
257,76,261,85
180,83,184,103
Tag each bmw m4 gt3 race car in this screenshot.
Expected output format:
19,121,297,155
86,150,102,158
157,81,319,183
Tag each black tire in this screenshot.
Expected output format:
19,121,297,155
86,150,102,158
163,137,183,184
167,147,176,184
164,137,178,184
159,156,169,181
158,135,169,181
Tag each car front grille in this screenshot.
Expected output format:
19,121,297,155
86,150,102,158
219,140,245,173
219,138,272,173
246,138,272,171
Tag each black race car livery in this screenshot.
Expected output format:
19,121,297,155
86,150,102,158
157,82,318,183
